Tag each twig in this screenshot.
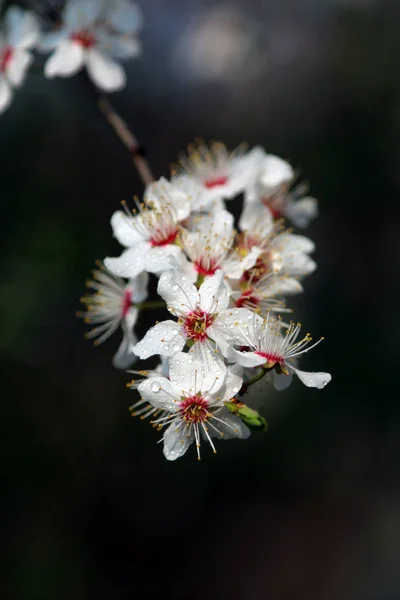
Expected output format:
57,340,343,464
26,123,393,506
98,97,155,187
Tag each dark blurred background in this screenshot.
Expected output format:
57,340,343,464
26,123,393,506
1,0,399,598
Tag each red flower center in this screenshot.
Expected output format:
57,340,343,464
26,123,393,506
194,258,218,277
150,228,179,247
204,175,228,189
179,395,209,423
241,253,272,284
0,46,13,72
71,30,96,48
121,289,133,318
255,350,284,366
182,309,215,341
235,288,260,308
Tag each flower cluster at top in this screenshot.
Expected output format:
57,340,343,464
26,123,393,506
78,140,332,461
0,0,142,115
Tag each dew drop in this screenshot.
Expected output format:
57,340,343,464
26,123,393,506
172,284,179,291
151,382,161,393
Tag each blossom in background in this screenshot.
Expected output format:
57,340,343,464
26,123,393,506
104,178,190,278
245,153,318,228
171,140,265,204
0,6,39,115
221,312,332,390
133,269,256,360
42,0,142,92
138,351,249,460
77,262,148,369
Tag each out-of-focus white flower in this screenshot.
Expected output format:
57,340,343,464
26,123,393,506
171,140,265,204
104,178,190,278
181,209,260,281
132,269,256,360
246,153,318,228
77,262,148,369
238,202,316,284
0,6,39,115
138,351,249,460
222,312,331,390
42,0,142,91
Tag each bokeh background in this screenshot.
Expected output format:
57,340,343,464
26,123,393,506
1,0,399,598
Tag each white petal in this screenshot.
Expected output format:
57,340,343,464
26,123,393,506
104,245,148,278
199,270,229,313
262,276,303,296
5,7,39,49
273,371,293,391
0,78,12,115
212,308,264,349
145,245,183,275
277,233,315,255
110,210,144,247
37,31,66,53
112,307,139,370
169,349,226,396
217,363,243,402
223,246,262,280
129,271,149,304
192,209,234,238
209,407,250,440
104,0,143,34
222,346,266,368
64,0,103,29
239,201,274,235
144,177,191,223
86,48,126,92
259,154,294,189
133,320,185,359
285,197,318,228
292,367,332,389
6,49,32,87
283,252,317,277
157,270,198,315
44,39,85,78
138,377,180,412
163,421,194,461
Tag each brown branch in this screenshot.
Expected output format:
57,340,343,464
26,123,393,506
98,97,155,187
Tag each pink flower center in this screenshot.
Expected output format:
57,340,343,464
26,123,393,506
194,258,218,277
255,350,284,366
150,228,179,247
71,30,96,48
182,309,215,341
241,253,272,284
235,288,260,308
0,46,13,72
121,289,132,318
204,175,228,189
179,395,209,423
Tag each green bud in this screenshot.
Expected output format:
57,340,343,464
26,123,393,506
225,401,268,432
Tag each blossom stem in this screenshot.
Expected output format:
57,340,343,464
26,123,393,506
135,300,167,311
239,367,269,395
98,97,155,186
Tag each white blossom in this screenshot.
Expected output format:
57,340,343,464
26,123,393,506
42,0,142,92
138,351,249,460
104,178,190,278
0,6,39,115
132,269,256,360
171,140,265,204
78,262,148,369
221,312,332,390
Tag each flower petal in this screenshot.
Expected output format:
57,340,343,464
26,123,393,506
145,245,183,275
217,363,243,402
6,49,32,87
133,320,185,359
104,244,149,278
273,371,293,391
185,342,227,395
163,421,194,461
259,154,294,189
277,233,315,255
138,377,179,412
129,271,149,304
112,307,139,370
110,210,144,247
199,270,229,313
104,0,143,34
285,197,318,228
44,39,85,78
144,177,191,222
64,0,103,29
209,407,250,440
157,269,198,315
291,367,332,389
5,7,39,50
86,48,126,92
0,78,13,115
239,201,274,235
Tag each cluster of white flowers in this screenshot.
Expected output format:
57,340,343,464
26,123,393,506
0,0,142,114
79,140,331,461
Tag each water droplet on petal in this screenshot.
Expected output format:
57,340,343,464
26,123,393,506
151,382,161,393
172,284,178,291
